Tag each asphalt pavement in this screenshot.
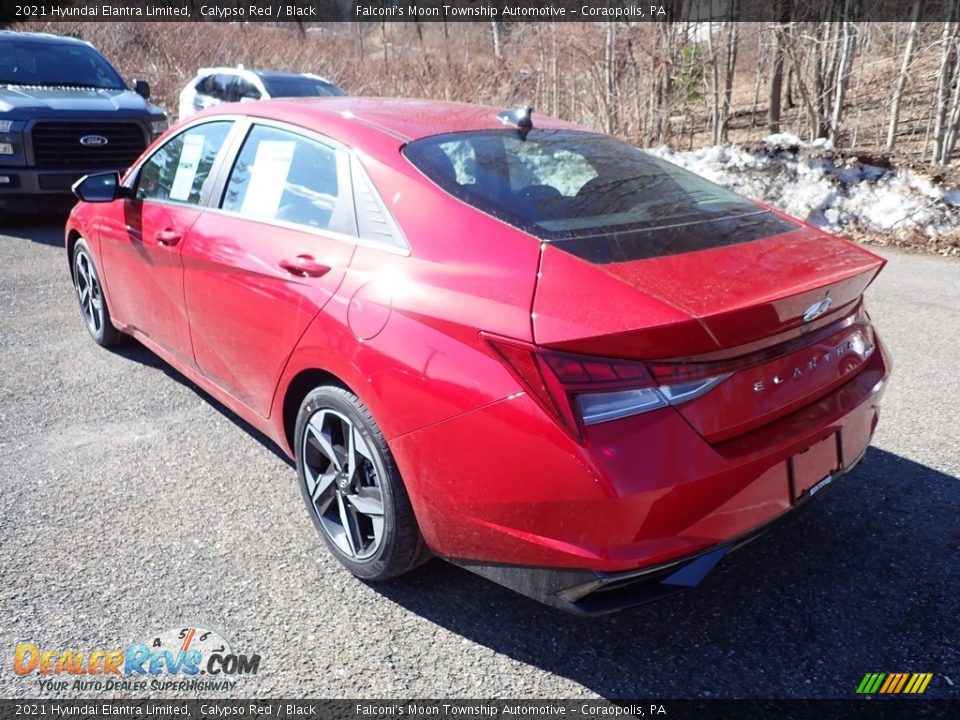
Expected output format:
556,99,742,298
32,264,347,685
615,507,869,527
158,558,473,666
0,219,957,699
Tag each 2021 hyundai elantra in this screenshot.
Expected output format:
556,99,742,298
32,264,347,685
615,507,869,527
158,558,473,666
66,98,890,613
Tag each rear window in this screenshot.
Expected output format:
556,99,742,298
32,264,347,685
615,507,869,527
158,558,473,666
403,129,797,262
259,75,344,98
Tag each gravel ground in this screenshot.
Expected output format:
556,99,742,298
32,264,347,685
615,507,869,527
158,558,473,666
0,219,957,700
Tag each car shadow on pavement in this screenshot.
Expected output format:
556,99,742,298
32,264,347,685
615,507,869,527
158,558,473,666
1,215,71,247
370,448,958,698
110,339,294,468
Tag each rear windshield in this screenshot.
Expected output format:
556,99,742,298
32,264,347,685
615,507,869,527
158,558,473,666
403,129,797,262
259,75,344,98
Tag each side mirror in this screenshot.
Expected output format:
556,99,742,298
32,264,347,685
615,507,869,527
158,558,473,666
133,79,151,99
73,172,123,203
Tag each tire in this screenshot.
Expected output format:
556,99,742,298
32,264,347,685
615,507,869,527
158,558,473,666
294,386,431,580
72,238,123,348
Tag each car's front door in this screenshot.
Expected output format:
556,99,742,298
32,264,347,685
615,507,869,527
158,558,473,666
182,122,357,416
98,120,234,366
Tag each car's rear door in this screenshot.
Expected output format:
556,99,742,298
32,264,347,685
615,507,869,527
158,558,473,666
181,120,357,417
98,119,236,366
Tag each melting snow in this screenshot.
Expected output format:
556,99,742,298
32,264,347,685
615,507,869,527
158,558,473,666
648,135,960,240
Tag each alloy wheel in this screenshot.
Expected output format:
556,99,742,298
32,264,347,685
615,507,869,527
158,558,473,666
301,408,385,560
75,250,103,336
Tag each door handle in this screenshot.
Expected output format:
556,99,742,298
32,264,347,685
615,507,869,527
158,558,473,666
279,255,331,278
155,228,182,246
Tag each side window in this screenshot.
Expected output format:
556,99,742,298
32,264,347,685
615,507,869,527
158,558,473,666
235,78,261,100
221,124,355,235
351,155,407,250
136,121,233,205
195,75,214,94
211,74,235,101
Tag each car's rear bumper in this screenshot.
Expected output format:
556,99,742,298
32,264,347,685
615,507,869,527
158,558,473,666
449,444,867,615
391,332,890,597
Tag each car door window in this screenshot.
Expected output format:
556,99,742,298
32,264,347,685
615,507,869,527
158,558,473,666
136,121,233,205
235,78,262,100
220,124,355,236
206,74,234,101
195,75,214,94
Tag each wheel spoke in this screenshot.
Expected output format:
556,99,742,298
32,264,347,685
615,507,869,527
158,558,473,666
347,487,384,517
336,492,359,557
307,411,343,472
310,469,337,503
353,424,375,463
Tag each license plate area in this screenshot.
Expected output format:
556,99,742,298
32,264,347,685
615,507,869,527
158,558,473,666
789,431,842,503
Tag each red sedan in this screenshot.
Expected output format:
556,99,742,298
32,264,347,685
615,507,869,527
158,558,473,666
66,98,890,613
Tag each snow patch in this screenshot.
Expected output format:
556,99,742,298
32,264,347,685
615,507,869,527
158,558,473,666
648,138,960,239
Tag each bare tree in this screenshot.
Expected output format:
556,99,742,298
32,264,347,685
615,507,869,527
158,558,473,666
768,18,787,133
932,15,959,166
490,21,502,60
886,4,922,152
829,11,857,145
604,22,618,134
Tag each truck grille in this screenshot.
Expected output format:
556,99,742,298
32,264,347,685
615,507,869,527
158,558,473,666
31,121,147,169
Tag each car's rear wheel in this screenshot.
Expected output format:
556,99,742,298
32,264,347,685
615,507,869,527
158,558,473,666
294,386,430,580
72,239,123,347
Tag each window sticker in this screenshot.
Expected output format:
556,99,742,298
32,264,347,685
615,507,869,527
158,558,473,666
169,133,207,201
240,140,296,218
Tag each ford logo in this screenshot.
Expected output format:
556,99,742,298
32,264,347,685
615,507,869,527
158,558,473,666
802,297,832,322
79,135,109,147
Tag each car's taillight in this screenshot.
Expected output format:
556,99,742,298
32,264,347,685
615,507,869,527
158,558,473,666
484,336,726,440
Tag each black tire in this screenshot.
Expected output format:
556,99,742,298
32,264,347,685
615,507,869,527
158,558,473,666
72,238,123,348
294,385,431,580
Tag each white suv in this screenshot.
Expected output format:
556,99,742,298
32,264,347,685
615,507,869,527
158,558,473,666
178,66,344,119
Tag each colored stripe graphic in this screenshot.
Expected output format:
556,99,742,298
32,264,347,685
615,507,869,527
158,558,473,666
858,672,933,694
893,673,910,693
857,673,886,694
879,674,897,693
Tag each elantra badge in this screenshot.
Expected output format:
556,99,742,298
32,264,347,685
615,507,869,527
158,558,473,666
79,135,109,147
803,297,832,322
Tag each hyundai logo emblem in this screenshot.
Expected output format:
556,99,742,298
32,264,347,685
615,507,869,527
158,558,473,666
79,135,109,147
802,297,833,322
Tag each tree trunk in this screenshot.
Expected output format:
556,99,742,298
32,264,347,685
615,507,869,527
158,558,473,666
604,22,618,135
886,7,922,152
490,21,502,60
829,15,856,145
719,20,739,143
768,23,786,133
933,19,958,165
942,44,960,165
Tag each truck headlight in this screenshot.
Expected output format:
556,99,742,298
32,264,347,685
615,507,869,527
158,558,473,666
150,119,168,136
0,143,13,155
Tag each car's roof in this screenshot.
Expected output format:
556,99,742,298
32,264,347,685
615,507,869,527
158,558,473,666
0,30,90,46
253,70,328,81
204,97,582,143
196,67,322,80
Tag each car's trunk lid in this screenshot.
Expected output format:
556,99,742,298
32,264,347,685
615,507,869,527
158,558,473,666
532,227,885,440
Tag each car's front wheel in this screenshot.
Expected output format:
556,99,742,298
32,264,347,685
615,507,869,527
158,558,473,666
294,386,431,580
72,239,123,347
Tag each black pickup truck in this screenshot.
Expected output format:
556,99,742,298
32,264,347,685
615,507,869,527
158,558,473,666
0,30,167,216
